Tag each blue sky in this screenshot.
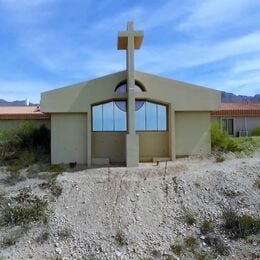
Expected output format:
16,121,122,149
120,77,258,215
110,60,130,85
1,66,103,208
0,0,260,103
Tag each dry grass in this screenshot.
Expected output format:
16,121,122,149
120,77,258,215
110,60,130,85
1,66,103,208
115,230,127,246
0,188,48,227
183,209,197,226
223,209,260,239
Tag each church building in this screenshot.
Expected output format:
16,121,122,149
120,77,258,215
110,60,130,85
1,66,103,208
41,22,221,167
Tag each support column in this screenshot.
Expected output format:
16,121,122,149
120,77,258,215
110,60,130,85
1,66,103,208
87,107,92,167
169,104,176,160
118,21,143,167
126,22,138,167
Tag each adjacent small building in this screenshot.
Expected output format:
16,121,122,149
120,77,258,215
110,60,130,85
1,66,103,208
0,106,50,130
211,102,260,136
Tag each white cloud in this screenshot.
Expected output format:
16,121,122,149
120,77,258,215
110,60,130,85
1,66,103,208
135,31,260,74
231,57,260,73
178,0,259,31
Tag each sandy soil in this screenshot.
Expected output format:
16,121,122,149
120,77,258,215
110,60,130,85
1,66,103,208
0,153,259,260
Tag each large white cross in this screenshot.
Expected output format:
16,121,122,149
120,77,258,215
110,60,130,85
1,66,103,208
118,21,144,134
118,22,144,85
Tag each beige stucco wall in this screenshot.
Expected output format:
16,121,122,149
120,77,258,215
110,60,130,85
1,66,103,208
0,120,50,131
41,70,220,164
41,71,220,113
51,114,88,164
176,112,211,156
138,132,169,161
92,132,126,163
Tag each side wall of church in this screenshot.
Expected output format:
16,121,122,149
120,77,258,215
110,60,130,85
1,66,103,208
51,113,88,164
175,112,211,156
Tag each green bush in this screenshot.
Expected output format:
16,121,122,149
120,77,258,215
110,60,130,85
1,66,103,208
0,123,50,167
211,123,259,154
211,123,229,151
222,209,260,239
251,127,260,136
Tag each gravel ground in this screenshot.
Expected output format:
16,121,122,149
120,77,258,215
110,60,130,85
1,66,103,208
0,152,260,260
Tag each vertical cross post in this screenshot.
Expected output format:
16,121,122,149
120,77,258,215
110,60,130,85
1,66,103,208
118,22,144,167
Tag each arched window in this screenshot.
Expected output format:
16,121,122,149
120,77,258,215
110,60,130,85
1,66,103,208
92,99,167,132
115,80,145,93
135,101,167,131
92,101,127,131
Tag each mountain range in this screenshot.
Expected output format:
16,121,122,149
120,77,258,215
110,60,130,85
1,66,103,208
0,99,36,106
221,92,260,102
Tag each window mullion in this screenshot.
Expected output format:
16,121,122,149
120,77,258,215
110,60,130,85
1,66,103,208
145,101,147,131
156,104,158,131
113,101,115,131
102,104,104,131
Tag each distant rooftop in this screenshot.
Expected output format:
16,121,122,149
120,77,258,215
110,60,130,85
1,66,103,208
212,102,260,117
0,106,50,120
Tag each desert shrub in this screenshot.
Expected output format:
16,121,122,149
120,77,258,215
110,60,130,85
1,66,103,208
115,230,127,246
0,123,50,167
222,209,260,239
170,243,183,255
2,233,17,247
0,188,48,226
57,228,71,240
50,184,62,197
49,164,65,174
200,219,214,235
39,170,63,198
204,233,229,256
35,230,49,243
184,236,198,252
211,123,229,151
216,155,225,163
0,191,7,205
255,179,260,189
251,127,260,136
183,208,196,225
1,227,25,247
211,123,259,154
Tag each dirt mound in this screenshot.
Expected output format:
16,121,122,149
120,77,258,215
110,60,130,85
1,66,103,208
0,155,260,259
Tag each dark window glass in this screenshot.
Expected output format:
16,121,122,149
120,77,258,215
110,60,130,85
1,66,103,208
222,118,234,135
